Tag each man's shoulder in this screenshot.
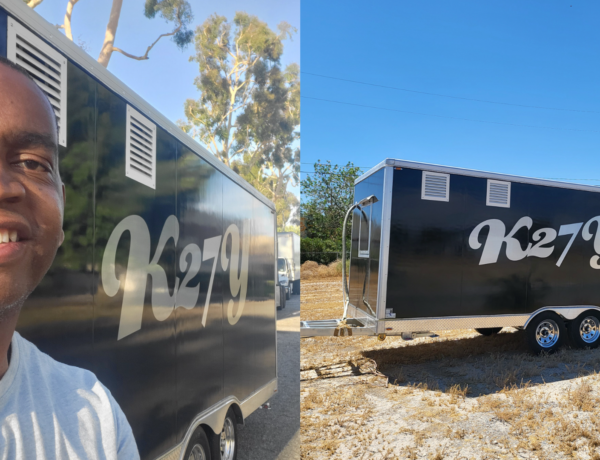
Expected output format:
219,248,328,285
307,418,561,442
15,332,102,394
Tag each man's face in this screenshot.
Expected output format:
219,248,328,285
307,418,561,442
0,65,64,313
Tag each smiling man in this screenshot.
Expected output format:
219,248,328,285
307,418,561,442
0,57,139,459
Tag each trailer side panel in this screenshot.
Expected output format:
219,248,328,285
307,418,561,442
385,167,600,320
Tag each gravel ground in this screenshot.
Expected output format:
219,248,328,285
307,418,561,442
301,277,600,460
238,293,300,460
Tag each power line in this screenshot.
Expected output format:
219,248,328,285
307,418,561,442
302,71,600,114
302,96,600,133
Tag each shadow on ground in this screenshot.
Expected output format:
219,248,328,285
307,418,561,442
362,329,600,396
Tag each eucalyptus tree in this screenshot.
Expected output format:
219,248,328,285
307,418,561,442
179,13,299,228
23,0,194,68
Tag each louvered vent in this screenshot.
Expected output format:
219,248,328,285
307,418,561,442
125,105,156,189
421,171,450,202
7,18,67,147
487,180,511,208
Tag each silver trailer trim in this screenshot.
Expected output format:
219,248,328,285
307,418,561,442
155,378,277,460
0,0,275,211
303,306,600,338
376,166,394,334
356,158,600,195
382,314,531,333
382,306,600,335
523,306,600,327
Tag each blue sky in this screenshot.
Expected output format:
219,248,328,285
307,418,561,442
31,0,300,194
301,0,600,188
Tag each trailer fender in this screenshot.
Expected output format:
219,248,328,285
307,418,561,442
524,306,600,329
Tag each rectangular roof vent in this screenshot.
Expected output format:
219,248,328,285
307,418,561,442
7,18,67,147
422,171,449,202
125,105,156,189
487,179,511,208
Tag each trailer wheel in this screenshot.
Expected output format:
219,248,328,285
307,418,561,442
526,311,566,354
475,327,502,336
210,408,238,460
568,311,600,349
184,426,211,460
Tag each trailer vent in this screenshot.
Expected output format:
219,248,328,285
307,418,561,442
422,171,450,202
487,180,511,208
125,105,156,189
6,18,68,147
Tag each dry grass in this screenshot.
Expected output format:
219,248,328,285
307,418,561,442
301,278,600,459
301,260,343,280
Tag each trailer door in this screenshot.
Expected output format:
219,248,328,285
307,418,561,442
349,169,385,319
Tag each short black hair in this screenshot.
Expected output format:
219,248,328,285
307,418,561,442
0,56,60,137
0,55,37,83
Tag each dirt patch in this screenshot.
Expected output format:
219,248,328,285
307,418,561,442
301,278,600,459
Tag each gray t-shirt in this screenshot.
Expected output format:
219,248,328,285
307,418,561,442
0,332,140,459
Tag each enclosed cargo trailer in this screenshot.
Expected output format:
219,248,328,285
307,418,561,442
277,232,300,293
0,2,277,459
301,158,600,354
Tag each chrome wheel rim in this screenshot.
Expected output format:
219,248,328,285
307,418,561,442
221,417,236,460
188,444,206,460
535,319,560,348
579,316,600,344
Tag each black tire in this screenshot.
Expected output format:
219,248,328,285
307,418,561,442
526,311,566,354
282,287,286,309
568,310,600,349
276,286,283,310
293,279,300,294
286,287,291,300
209,408,238,460
475,327,502,336
183,426,211,460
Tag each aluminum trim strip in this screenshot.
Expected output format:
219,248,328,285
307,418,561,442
523,306,600,327
381,314,531,333
0,1,275,210
239,377,278,420
376,166,394,334
356,158,600,194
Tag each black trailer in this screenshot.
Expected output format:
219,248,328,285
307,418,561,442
0,2,277,459
301,158,600,354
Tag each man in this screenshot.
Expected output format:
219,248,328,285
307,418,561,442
0,56,139,459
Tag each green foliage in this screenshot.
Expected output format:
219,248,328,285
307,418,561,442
143,0,194,49
300,238,341,265
281,224,300,235
301,161,362,244
180,13,299,230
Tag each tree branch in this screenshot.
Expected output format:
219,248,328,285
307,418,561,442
98,0,123,68
63,0,81,41
113,25,182,61
27,0,44,8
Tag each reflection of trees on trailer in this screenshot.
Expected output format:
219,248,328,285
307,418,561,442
1,2,277,459
301,158,600,354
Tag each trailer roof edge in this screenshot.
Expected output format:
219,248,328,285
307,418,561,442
355,158,600,194
0,0,276,211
